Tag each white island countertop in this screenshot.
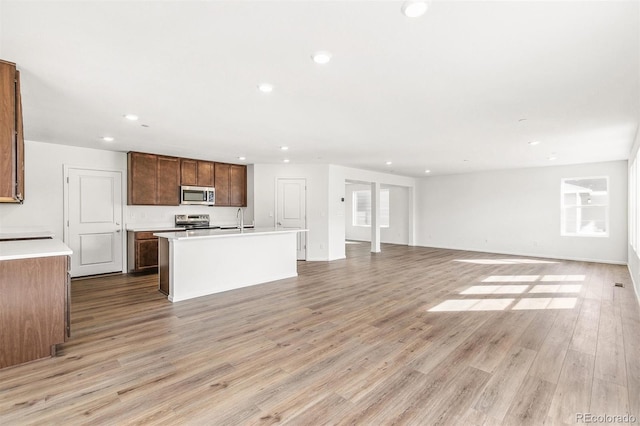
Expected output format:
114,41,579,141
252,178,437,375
154,227,306,241
0,238,72,261
155,227,306,302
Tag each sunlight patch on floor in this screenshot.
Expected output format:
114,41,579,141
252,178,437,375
454,259,559,265
428,298,515,312
460,285,529,295
483,275,540,282
540,275,585,282
428,297,577,312
529,284,582,294
512,297,577,310
431,260,586,313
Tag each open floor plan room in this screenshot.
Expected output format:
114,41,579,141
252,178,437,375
0,244,638,425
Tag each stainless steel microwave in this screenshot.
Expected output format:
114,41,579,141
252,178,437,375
180,185,215,206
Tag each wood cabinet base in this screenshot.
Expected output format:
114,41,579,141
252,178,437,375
0,256,67,369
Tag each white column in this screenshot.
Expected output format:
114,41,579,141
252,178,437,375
371,182,381,253
408,186,415,246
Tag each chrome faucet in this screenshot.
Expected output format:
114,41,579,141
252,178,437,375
236,207,244,229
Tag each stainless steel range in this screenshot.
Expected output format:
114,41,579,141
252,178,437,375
175,214,218,229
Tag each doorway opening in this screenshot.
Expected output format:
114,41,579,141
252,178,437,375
344,180,411,257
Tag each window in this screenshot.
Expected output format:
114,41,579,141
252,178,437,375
353,189,389,227
561,177,609,237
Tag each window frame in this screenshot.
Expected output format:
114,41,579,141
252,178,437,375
352,188,390,228
560,175,610,238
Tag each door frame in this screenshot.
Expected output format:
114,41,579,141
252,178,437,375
63,165,127,275
275,177,307,261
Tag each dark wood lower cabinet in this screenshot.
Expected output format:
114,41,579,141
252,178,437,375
136,239,158,270
158,237,169,295
0,255,68,369
128,230,174,273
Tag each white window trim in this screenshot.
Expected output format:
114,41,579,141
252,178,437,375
352,189,390,228
560,175,610,238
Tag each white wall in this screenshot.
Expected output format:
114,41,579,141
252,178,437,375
0,0,4,57
252,163,330,261
0,140,127,240
415,161,628,264
345,183,409,244
628,126,640,300
0,141,255,235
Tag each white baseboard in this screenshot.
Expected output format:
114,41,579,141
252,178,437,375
414,243,627,266
628,264,640,307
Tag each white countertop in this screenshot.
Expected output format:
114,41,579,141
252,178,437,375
126,224,185,232
0,238,72,261
154,227,307,241
126,223,253,232
0,226,55,240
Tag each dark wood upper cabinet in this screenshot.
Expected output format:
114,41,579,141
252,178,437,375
128,152,179,205
214,163,230,206
180,159,197,186
157,156,180,205
128,152,158,205
0,59,24,203
214,163,246,207
197,161,215,187
229,164,247,207
15,70,24,202
130,153,245,207
181,159,215,187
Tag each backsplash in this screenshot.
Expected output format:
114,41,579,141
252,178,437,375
126,205,254,228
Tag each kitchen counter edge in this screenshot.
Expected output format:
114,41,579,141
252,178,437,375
0,238,72,261
154,227,307,241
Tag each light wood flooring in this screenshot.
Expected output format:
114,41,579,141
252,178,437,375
1,243,639,425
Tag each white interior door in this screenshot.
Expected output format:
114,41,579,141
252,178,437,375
66,168,123,277
276,178,306,260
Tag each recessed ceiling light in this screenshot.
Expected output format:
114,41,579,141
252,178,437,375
283,159,290,163
386,161,393,165
258,83,273,93
238,156,246,161
425,169,431,173
101,136,114,142
280,146,289,151
124,114,138,121
528,141,541,146
548,156,557,161
401,1,428,18
312,51,332,65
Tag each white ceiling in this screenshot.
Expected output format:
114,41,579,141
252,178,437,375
1,0,638,177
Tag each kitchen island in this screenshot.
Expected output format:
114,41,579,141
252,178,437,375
154,227,307,302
